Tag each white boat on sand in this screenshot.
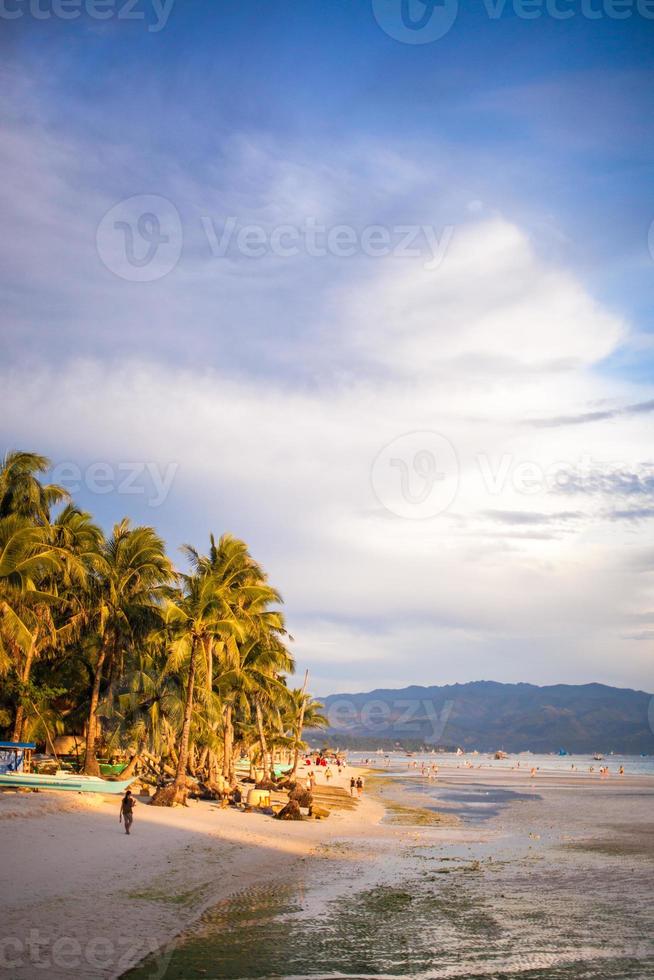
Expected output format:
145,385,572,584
0,770,135,795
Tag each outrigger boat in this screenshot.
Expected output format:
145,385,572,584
0,770,134,795
235,759,292,779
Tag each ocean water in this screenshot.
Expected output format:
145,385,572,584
348,750,654,777
126,758,654,980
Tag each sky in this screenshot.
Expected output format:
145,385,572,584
1,0,653,695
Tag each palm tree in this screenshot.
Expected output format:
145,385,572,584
185,534,291,783
83,520,173,775
0,450,320,803
239,634,294,781
151,567,243,806
101,642,181,779
0,450,69,524
12,506,105,742
0,452,97,741
287,679,328,780
0,515,64,739
0,517,58,663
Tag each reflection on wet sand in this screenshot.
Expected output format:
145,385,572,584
127,766,654,980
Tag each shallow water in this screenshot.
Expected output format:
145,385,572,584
126,770,654,980
351,751,654,777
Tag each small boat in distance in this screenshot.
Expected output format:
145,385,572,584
494,750,509,760
0,770,135,795
593,754,604,761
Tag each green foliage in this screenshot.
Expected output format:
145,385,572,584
0,449,311,783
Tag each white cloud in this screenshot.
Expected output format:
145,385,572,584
343,218,626,375
2,80,653,693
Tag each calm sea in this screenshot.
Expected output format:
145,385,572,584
348,750,654,776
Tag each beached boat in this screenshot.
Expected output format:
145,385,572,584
99,762,128,776
0,770,134,795
234,760,292,779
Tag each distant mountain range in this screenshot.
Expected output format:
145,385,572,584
309,680,654,753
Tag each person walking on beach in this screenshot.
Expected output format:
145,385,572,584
356,776,363,797
350,776,356,797
119,790,136,835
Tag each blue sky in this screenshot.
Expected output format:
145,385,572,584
2,0,654,694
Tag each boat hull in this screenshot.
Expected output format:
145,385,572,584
0,772,134,795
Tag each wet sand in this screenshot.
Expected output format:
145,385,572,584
2,766,653,979
127,767,654,979
0,767,380,980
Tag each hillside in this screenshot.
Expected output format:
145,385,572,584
310,680,654,753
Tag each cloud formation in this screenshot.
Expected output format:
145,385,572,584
2,61,653,695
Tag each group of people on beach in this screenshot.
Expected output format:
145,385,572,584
409,762,440,779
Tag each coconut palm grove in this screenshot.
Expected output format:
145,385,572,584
0,450,327,806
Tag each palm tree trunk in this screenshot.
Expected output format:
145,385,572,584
222,703,234,780
255,700,273,781
171,636,199,800
121,739,146,780
83,640,110,776
197,745,209,776
290,670,309,781
12,634,38,742
206,638,213,692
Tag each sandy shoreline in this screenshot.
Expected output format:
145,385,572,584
0,767,383,979
2,764,653,979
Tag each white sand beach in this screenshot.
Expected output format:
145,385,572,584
2,764,653,979
0,767,386,980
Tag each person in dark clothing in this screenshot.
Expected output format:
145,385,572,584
119,790,136,834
